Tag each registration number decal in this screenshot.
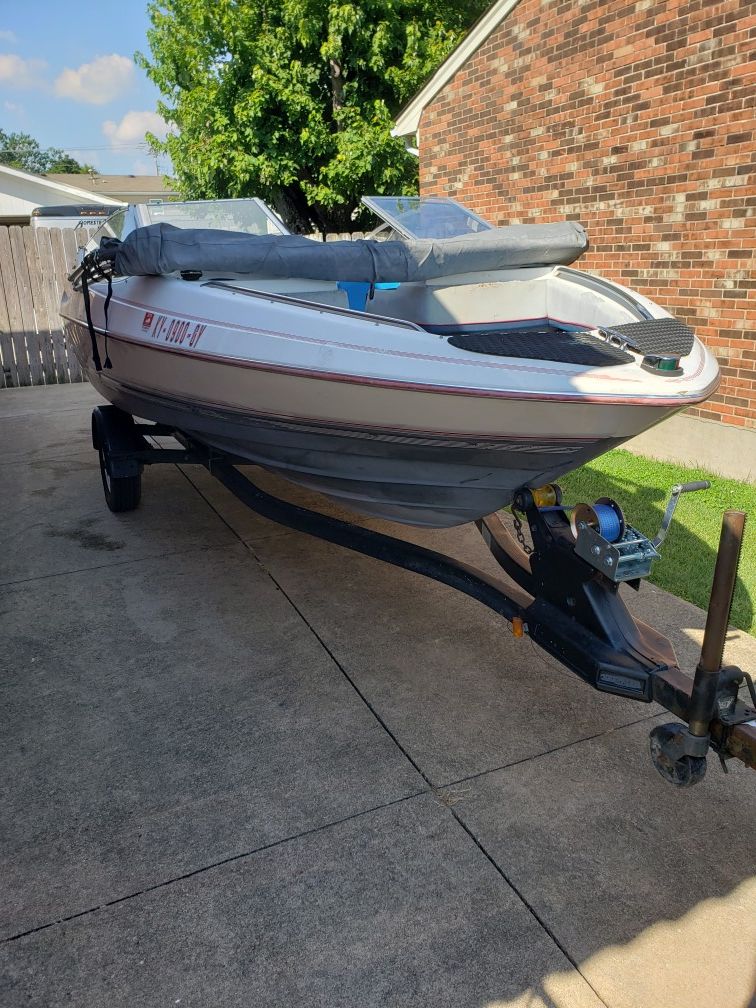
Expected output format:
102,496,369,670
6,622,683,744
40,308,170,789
146,314,206,348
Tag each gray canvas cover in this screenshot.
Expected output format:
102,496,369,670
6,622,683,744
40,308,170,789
98,220,588,281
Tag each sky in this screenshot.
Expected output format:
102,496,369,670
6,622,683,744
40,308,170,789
0,0,172,176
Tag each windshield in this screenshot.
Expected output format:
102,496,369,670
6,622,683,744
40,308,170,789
139,198,288,235
362,196,494,240
86,208,129,248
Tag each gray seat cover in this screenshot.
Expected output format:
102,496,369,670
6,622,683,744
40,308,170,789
98,220,588,281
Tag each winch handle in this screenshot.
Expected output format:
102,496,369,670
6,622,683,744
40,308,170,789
652,481,711,550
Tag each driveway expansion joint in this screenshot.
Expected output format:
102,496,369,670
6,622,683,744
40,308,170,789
448,806,613,1008
437,710,664,791
179,464,436,789
0,542,236,590
2,791,426,946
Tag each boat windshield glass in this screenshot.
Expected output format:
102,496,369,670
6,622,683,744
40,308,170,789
361,196,494,240
139,199,288,235
85,209,131,251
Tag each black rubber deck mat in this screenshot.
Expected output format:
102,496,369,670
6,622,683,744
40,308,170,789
603,318,695,357
447,327,634,367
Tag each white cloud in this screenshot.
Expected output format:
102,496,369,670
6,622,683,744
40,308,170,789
54,54,134,105
131,158,156,175
0,30,18,44
102,109,169,148
3,100,24,115
0,54,47,90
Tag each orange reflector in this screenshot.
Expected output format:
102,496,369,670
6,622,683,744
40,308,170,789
512,616,525,638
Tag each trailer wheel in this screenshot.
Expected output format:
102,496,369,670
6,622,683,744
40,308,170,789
91,406,143,512
98,446,141,512
91,410,102,450
649,723,707,787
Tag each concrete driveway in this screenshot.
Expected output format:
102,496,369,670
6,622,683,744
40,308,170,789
1,384,754,1008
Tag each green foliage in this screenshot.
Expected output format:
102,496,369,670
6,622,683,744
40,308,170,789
557,450,755,636
138,0,487,231
0,129,92,174
47,154,95,173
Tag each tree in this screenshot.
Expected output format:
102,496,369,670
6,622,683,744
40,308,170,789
0,129,93,174
138,0,487,232
47,153,95,174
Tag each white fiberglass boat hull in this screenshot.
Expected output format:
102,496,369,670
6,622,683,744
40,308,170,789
61,196,718,527
62,270,718,527
78,356,630,526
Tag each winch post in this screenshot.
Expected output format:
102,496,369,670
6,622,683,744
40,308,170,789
688,510,746,739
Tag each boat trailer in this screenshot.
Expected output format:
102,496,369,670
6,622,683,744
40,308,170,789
91,404,756,787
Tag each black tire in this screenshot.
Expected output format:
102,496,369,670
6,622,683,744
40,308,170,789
98,446,141,512
649,723,707,787
91,410,102,450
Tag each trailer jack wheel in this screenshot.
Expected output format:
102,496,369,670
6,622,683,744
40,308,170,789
649,723,707,787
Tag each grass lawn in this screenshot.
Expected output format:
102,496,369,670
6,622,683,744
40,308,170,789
555,449,755,636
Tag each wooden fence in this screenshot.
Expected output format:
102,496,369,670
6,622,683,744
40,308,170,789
0,226,369,389
0,226,95,388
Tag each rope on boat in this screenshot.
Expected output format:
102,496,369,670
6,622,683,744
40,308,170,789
79,250,114,371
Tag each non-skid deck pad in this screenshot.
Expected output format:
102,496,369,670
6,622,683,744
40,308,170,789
447,327,633,367
604,318,695,357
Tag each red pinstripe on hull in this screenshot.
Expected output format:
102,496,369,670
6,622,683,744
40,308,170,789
64,291,707,386
63,317,717,409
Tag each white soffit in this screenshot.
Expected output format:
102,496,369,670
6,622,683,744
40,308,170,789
392,0,522,138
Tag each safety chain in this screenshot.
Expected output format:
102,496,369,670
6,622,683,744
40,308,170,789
511,507,533,555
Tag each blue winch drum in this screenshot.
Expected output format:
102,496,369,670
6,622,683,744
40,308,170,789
570,498,626,543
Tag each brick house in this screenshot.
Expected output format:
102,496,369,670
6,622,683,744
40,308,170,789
394,0,755,480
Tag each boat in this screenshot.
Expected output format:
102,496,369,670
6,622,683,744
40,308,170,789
62,195,719,528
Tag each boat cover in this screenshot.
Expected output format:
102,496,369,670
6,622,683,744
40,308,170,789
96,221,588,282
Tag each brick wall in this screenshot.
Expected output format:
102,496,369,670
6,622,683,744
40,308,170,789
420,0,755,429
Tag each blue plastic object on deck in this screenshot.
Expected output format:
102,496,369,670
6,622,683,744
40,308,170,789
338,281,400,311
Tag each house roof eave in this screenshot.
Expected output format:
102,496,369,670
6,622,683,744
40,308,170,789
0,164,125,205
